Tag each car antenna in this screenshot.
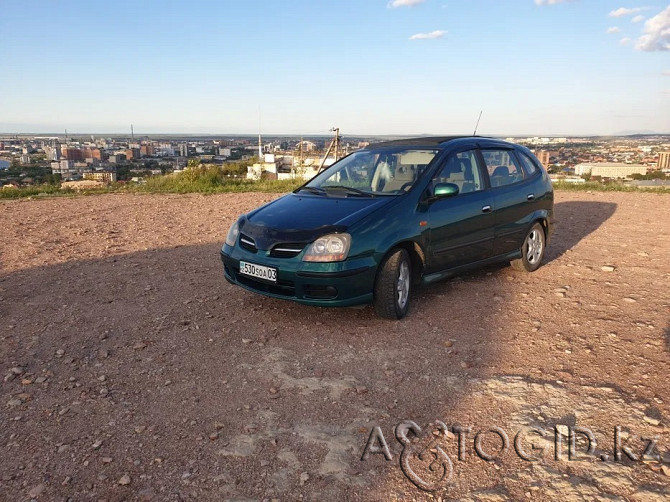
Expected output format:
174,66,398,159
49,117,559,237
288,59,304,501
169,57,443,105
472,110,483,136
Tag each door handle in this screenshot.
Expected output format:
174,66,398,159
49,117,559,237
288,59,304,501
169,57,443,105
527,194,535,201
481,205,492,213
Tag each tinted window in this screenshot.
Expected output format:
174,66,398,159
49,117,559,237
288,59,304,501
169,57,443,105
433,150,483,194
517,152,539,176
481,149,525,188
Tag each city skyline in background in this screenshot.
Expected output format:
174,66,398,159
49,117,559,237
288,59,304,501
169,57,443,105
1,0,669,136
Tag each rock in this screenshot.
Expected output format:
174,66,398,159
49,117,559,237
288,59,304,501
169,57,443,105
10,366,24,375
28,483,45,498
102,457,113,463
444,340,454,347
623,297,637,303
244,424,258,434
643,416,660,426
7,399,22,407
92,439,103,449
556,425,570,437
299,472,309,486
601,265,616,272
209,433,219,441
34,376,47,384
118,474,131,486
242,338,252,344
661,465,670,477
133,342,147,350
269,386,279,395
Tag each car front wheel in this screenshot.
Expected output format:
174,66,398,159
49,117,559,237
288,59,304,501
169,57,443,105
374,248,411,319
511,222,546,272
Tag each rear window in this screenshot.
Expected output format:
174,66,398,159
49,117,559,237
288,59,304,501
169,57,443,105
517,152,540,176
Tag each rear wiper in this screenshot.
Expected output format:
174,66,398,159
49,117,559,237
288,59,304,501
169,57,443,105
295,186,326,195
323,185,374,197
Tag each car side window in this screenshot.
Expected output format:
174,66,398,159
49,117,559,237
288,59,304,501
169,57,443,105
517,152,539,176
433,150,483,194
481,150,525,188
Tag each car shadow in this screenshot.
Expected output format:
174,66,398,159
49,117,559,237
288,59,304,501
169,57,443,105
544,201,617,264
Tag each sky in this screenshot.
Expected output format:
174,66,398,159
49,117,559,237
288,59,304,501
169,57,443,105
1,0,669,136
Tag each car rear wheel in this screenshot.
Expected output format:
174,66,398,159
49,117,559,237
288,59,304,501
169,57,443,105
511,222,545,272
374,248,411,319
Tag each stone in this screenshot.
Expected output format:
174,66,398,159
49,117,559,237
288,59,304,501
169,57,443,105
28,484,45,498
556,425,569,437
299,472,309,486
118,474,131,485
601,265,616,272
643,416,660,426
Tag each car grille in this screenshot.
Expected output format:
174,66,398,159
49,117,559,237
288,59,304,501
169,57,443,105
269,244,304,258
235,273,295,297
239,234,257,253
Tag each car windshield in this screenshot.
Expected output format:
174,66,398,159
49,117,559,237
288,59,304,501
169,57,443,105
301,147,440,196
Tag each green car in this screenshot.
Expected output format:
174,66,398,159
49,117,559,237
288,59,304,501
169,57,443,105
221,136,554,319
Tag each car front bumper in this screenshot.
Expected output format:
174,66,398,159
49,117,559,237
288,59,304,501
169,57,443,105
220,245,377,307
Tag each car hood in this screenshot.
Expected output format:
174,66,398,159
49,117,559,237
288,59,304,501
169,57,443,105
241,193,394,249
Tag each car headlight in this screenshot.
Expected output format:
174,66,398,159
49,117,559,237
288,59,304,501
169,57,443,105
225,220,240,247
303,233,351,262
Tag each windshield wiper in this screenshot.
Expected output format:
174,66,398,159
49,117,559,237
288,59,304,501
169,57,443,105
295,186,326,195
322,185,375,197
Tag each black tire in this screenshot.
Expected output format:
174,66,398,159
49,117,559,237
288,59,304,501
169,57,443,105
373,248,412,319
511,222,546,272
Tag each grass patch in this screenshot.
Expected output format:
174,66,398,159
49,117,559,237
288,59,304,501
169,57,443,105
0,166,304,200
138,166,302,194
552,181,670,193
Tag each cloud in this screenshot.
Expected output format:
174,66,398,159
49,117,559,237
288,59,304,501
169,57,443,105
663,70,670,76
607,26,621,33
636,5,670,51
632,14,645,23
534,0,574,5
609,7,643,18
409,30,447,40
620,37,632,45
388,0,425,7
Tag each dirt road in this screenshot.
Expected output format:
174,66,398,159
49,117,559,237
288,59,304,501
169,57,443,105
1,191,669,501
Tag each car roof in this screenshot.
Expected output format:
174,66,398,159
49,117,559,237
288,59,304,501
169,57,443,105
364,136,516,150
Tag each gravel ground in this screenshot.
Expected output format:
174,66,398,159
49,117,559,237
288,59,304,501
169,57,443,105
1,191,669,501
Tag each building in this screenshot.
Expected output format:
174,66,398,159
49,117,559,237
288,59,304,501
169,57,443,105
83,171,117,183
61,147,83,161
126,148,141,160
20,154,31,164
109,153,127,164
574,162,648,179
140,143,154,157
658,151,670,170
535,150,550,167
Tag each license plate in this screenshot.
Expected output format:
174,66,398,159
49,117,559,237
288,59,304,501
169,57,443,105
239,261,277,283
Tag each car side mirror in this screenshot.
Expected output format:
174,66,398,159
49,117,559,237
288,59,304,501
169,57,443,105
434,182,459,198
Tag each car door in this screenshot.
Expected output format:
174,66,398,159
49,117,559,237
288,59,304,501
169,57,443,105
479,148,539,255
425,149,495,273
